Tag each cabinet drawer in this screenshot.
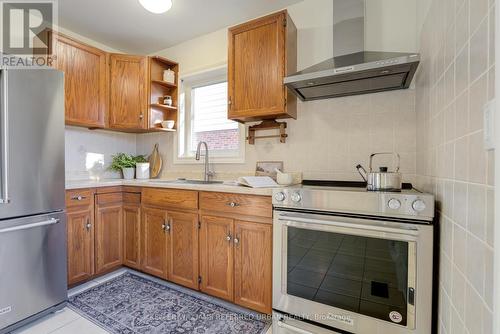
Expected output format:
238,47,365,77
66,189,94,209
200,192,272,218
142,188,198,210
123,192,141,205
96,192,123,205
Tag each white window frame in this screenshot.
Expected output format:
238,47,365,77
174,66,245,164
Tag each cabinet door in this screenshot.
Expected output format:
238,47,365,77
67,208,94,285
228,11,286,121
109,54,148,129
123,205,141,269
199,215,234,301
95,203,123,274
141,206,168,279
53,33,107,128
167,211,199,290
234,220,272,314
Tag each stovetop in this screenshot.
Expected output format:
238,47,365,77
273,180,435,222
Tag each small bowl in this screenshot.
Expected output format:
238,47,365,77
161,120,175,129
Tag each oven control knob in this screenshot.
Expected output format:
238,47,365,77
412,199,426,212
274,192,286,202
388,198,401,210
290,192,302,203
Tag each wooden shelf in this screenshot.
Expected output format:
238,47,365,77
150,55,178,67
155,127,176,132
151,103,177,111
151,80,177,89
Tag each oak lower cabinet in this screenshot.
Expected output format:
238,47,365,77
66,189,95,286
199,215,234,301
233,220,272,314
167,210,199,290
141,206,168,278
95,193,124,274
199,215,272,314
123,194,141,270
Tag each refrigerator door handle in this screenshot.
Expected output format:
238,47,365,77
0,218,60,234
0,69,9,204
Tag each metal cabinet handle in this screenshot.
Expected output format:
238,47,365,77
85,219,91,230
0,218,59,234
162,219,171,232
225,234,232,242
71,195,86,201
0,70,9,204
139,114,144,120
227,202,239,207
233,237,239,245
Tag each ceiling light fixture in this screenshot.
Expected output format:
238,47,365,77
139,0,172,14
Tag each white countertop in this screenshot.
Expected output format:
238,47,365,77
65,179,274,196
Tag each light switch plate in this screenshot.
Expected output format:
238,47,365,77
483,99,495,151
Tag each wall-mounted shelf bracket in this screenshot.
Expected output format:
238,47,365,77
246,120,288,145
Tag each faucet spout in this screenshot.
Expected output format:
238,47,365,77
195,141,213,182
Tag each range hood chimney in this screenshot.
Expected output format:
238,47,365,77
284,0,419,101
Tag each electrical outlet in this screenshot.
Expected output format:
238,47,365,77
483,99,495,151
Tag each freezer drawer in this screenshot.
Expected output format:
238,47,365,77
0,212,67,332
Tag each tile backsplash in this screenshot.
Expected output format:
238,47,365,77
136,89,418,182
65,126,137,180
415,0,495,332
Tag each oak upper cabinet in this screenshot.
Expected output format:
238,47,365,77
228,10,297,122
52,32,108,128
141,206,168,278
233,220,272,314
95,193,124,274
109,54,149,130
167,210,199,290
66,189,95,286
123,193,141,270
199,215,234,301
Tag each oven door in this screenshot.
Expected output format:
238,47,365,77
273,210,433,334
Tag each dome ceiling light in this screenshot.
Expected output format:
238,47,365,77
139,0,173,14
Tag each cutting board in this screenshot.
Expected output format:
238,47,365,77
149,143,162,178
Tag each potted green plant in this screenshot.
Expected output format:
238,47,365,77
109,153,145,179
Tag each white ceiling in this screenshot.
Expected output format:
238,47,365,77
58,0,303,54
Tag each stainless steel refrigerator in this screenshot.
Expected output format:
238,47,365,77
0,67,67,333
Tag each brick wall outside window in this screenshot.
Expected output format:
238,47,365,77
192,129,239,151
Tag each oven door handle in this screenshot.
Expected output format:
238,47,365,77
278,213,419,236
276,319,316,334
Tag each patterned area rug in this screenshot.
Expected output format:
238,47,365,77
69,272,270,334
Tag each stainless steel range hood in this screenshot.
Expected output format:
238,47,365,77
284,0,420,101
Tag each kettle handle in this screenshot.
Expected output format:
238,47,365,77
355,164,368,182
369,152,401,172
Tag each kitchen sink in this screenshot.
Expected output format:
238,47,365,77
151,179,224,185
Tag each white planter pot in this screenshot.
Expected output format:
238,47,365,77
122,167,135,180
136,163,150,179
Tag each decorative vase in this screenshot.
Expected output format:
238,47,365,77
122,167,135,180
136,163,150,179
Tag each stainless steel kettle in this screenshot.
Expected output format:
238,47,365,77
356,152,402,192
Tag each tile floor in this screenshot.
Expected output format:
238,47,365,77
10,268,273,334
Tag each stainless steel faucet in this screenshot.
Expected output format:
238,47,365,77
195,141,213,182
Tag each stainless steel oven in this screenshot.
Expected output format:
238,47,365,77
272,186,434,334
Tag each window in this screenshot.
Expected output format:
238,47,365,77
175,67,245,163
